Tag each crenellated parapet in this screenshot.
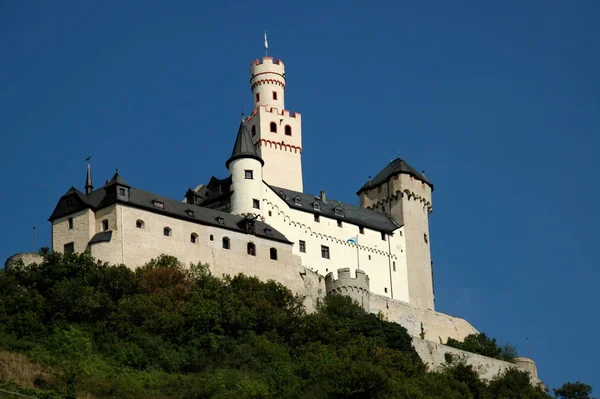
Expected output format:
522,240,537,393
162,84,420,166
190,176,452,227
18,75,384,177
245,105,301,121
325,267,370,311
368,188,433,214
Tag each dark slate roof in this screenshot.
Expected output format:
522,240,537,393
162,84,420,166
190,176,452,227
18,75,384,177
225,121,264,168
357,157,433,194
49,177,291,245
107,171,130,187
270,185,401,233
89,231,112,245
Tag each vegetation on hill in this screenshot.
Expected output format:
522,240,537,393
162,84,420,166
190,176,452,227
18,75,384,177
0,251,594,398
446,333,517,362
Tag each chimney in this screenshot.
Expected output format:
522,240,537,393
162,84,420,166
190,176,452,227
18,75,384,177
320,190,327,202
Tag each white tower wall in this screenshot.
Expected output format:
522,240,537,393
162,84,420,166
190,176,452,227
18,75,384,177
248,57,303,192
229,157,264,217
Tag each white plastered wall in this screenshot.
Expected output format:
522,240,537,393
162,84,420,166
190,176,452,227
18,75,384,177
229,158,264,217
262,183,410,303
51,208,95,254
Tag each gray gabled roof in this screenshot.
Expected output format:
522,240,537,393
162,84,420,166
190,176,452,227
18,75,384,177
225,121,264,168
270,185,401,233
50,175,291,245
358,157,433,195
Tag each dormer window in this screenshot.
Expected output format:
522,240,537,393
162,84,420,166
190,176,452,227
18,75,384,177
119,187,126,196
264,228,273,236
278,191,286,200
216,217,225,225
313,201,320,211
186,209,195,217
153,200,165,209
294,196,302,206
334,206,344,217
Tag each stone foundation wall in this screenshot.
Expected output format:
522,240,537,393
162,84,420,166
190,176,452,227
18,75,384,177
412,338,540,383
370,293,478,343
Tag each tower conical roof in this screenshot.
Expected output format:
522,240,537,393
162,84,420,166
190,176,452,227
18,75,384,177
106,170,130,187
225,121,264,168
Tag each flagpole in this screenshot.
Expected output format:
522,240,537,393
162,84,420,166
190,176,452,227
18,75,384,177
356,237,360,270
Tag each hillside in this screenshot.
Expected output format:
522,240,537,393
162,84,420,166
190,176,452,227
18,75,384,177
0,252,590,398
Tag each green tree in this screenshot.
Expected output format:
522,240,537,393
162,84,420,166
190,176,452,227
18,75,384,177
554,382,596,399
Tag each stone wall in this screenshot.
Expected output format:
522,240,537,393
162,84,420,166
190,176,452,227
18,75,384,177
412,338,540,384
370,293,478,343
3,252,44,272
325,267,370,311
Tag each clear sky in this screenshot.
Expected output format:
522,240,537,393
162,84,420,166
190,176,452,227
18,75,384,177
1,0,598,392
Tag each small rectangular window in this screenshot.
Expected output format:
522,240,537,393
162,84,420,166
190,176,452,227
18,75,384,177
424,233,428,244
314,214,320,223
321,245,330,259
119,188,126,196
255,93,260,103
299,240,306,253
337,220,343,228
272,91,277,100
64,242,74,253
68,217,73,230
253,199,260,209
384,287,388,293
102,220,109,231
153,200,165,209
393,261,396,272
381,232,386,241
359,226,365,234
245,170,253,179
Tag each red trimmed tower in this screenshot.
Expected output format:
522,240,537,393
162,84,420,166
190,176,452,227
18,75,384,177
245,57,303,192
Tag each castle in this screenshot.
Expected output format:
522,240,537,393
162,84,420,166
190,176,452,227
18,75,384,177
7,54,540,382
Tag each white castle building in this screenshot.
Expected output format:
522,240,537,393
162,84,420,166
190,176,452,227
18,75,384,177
13,54,540,382
48,56,434,311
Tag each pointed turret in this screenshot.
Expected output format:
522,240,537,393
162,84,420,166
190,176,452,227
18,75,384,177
85,157,93,195
227,120,264,217
225,121,264,168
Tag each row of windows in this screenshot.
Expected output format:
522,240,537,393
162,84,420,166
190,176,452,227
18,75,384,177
297,240,330,259
250,124,292,137
255,91,279,103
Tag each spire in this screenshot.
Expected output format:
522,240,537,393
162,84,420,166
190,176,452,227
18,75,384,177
225,120,264,168
85,156,93,195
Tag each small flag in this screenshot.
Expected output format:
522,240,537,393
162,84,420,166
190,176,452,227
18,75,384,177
264,29,269,50
347,237,358,244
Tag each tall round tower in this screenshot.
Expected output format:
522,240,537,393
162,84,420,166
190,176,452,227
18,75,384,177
246,57,303,192
250,57,285,110
226,120,265,217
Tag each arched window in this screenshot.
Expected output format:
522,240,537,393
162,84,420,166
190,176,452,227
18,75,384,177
270,248,278,260
285,125,292,136
251,125,256,137
222,237,230,250
190,233,198,243
102,219,109,231
247,242,256,256
270,122,277,133
209,234,214,241
136,220,144,229
163,227,171,237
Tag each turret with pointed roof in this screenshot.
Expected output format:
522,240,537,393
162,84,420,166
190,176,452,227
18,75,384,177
227,120,264,217
225,120,264,168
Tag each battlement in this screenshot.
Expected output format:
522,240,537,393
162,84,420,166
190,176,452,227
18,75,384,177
250,57,285,77
245,106,301,122
325,268,370,311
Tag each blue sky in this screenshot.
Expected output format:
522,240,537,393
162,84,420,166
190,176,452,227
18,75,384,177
1,0,598,392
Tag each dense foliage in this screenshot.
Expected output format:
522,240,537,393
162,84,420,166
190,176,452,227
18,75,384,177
0,252,589,398
446,333,517,362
